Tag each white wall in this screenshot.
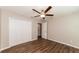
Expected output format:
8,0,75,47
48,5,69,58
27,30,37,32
42,22,48,39
32,19,38,40
1,9,9,49
48,10,79,48
0,9,1,49
0,9,33,50
32,18,42,40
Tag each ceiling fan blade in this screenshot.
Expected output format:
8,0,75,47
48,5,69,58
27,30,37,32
46,14,54,16
32,9,40,14
34,15,40,17
44,6,52,13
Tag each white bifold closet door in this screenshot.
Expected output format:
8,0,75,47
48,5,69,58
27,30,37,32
9,17,32,47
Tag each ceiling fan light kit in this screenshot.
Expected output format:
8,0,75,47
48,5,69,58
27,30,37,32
32,6,54,20
40,15,45,18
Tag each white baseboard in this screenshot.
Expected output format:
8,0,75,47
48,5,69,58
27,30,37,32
0,38,37,52
49,39,79,49
0,46,11,52
1,38,78,52
32,38,37,41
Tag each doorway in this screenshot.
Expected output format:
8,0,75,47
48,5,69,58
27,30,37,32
38,23,42,39
38,22,48,39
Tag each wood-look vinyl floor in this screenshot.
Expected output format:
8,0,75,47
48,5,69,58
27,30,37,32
1,38,79,53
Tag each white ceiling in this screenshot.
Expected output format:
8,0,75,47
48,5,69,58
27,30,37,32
54,6,79,15
0,6,79,19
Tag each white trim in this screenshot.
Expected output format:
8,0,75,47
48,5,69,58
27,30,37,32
49,39,79,49
0,38,78,52
0,46,11,52
0,38,37,52
32,38,37,41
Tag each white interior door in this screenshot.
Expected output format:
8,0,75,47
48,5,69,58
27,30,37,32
42,22,48,39
9,17,32,47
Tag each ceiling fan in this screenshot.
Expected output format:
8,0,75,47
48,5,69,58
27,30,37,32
32,6,54,19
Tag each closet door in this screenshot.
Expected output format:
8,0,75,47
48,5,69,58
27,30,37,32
9,17,32,47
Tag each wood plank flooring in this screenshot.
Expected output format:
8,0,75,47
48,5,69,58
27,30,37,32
1,38,79,53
